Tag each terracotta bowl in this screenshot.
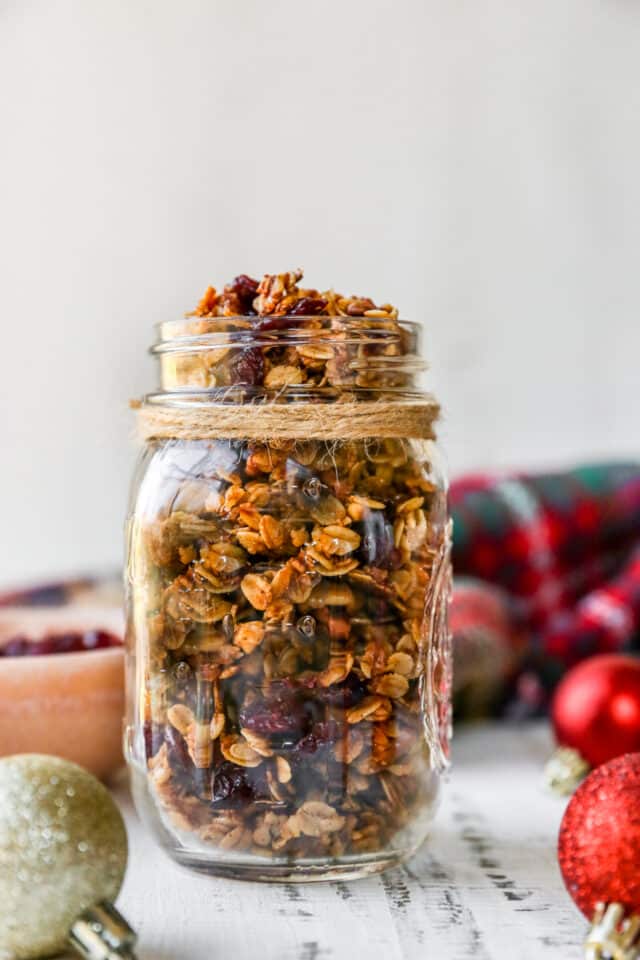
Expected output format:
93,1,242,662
0,606,125,780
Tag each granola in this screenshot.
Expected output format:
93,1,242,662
133,271,450,866
158,269,411,395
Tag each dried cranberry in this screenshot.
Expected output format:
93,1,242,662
287,297,327,317
254,315,297,333
226,274,259,313
1,635,31,656
239,680,322,746
366,596,392,621
295,720,344,757
211,761,271,806
81,629,121,651
164,724,194,773
231,347,264,386
0,629,121,657
319,674,367,709
240,694,308,740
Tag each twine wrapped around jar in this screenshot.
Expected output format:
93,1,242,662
134,397,441,442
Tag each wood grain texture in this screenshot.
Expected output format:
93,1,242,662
99,724,585,960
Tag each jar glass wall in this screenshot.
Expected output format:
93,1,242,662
125,311,451,882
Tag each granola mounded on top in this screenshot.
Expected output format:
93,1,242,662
158,269,412,396
131,270,450,868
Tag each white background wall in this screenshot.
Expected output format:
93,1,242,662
1,0,639,585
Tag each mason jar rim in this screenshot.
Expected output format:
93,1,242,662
151,316,421,356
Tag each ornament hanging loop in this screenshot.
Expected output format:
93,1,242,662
68,901,138,960
585,902,640,960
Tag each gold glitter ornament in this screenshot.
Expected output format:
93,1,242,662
0,754,137,960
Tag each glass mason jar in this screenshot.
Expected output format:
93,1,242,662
125,312,451,881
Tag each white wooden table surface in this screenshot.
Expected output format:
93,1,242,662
102,724,587,960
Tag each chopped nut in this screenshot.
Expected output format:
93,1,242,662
234,620,265,654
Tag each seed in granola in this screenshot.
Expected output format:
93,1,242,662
276,756,292,784
303,477,322,501
222,613,235,641
172,661,192,682
387,651,415,676
296,614,316,639
371,673,409,699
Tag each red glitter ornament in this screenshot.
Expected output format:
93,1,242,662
552,654,640,768
558,753,640,918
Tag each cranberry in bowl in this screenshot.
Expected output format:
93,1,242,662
0,607,124,780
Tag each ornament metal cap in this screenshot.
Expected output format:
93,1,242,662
585,903,640,960
69,901,138,960
544,746,590,796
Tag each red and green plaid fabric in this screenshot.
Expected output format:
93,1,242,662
450,462,640,713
